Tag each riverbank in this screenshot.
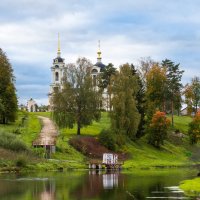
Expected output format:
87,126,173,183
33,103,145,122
180,177,200,197
0,111,199,172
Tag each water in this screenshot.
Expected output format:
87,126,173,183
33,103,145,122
0,168,198,200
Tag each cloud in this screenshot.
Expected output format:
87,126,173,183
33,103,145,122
0,0,200,105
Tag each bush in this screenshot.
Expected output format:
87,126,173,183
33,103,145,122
15,156,27,167
188,112,200,144
0,131,28,151
147,111,170,148
32,147,45,158
99,129,116,151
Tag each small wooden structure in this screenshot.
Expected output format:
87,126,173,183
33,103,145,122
32,116,58,158
32,137,56,158
89,153,124,170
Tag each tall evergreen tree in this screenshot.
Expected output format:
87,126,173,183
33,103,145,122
131,64,146,138
110,63,140,140
52,57,101,135
162,59,184,126
98,63,116,111
0,48,17,124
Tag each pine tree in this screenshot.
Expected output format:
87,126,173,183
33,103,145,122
162,59,184,126
0,48,18,124
98,63,116,111
131,64,146,138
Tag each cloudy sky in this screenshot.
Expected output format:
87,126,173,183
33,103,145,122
0,0,200,105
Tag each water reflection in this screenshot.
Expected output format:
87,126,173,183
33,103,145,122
88,170,120,189
40,181,55,200
0,169,198,200
103,173,118,189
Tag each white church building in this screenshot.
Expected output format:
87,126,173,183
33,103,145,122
48,37,109,110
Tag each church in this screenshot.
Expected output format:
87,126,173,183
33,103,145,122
48,37,109,110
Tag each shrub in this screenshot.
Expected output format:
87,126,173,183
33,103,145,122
188,112,200,144
15,156,27,167
13,128,22,135
32,147,45,158
0,131,28,151
99,129,116,151
147,111,171,148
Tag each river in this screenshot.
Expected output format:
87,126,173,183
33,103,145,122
0,168,198,200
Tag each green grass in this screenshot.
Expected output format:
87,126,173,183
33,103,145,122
168,115,192,133
0,111,197,171
0,111,41,147
34,112,196,169
124,138,190,169
35,112,52,118
179,177,200,196
55,112,110,136
19,112,41,147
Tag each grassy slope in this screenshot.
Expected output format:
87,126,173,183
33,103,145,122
35,112,196,169
0,111,196,171
168,115,192,133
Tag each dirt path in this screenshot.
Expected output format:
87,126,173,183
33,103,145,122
32,116,58,146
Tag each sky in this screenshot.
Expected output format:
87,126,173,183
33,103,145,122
0,0,200,105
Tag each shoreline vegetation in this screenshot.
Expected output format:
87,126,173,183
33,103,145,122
0,111,199,173
179,177,200,196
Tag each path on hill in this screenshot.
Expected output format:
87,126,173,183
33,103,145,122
32,116,58,146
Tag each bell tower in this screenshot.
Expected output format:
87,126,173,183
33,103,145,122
49,34,65,108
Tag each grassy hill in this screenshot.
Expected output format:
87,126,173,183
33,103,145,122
37,112,197,169
0,111,198,171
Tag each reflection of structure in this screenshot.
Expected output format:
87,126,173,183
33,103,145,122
40,181,55,200
27,98,37,112
103,173,119,189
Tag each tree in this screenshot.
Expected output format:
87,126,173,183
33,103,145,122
138,57,157,84
52,57,101,135
98,63,116,111
162,59,184,126
145,63,167,120
131,64,146,138
147,111,170,148
188,112,200,144
0,48,18,124
110,63,140,140
184,76,200,115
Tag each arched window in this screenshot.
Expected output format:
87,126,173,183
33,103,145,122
93,75,97,86
55,72,59,81
91,69,98,73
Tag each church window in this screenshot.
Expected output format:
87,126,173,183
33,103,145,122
55,72,59,81
91,69,98,73
93,75,97,86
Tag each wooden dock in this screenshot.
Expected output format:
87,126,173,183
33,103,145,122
88,159,124,170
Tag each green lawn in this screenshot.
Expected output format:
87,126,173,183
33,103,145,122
168,115,192,133
34,112,110,136
124,138,190,168
19,113,41,146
